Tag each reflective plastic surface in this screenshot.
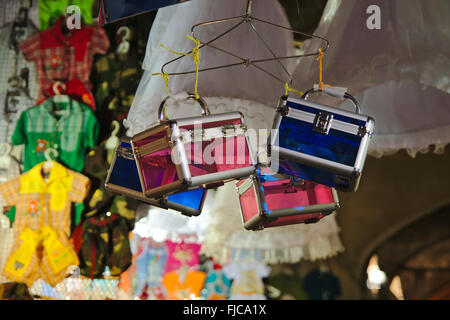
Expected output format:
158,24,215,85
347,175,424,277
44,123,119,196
167,188,206,210
138,147,179,190
109,142,143,192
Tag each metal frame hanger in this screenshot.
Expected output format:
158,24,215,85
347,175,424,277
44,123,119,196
160,0,330,86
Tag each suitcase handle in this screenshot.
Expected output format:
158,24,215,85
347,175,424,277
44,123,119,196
301,87,361,114
158,92,210,121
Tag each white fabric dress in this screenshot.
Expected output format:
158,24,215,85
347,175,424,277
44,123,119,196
125,0,345,265
291,0,450,157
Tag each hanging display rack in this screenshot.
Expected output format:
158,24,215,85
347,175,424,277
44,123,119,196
160,0,330,86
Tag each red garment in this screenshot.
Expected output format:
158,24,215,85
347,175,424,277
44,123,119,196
19,17,110,110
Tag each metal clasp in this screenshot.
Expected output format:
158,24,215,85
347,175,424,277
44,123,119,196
313,112,333,135
116,145,134,160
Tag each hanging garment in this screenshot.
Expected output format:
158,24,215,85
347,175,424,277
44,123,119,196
92,25,146,125
78,212,132,279
0,160,90,237
2,226,79,287
201,267,231,300
0,215,14,284
0,282,34,300
164,240,202,275
0,20,38,99
162,270,206,300
11,96,99,173
133,237,168,298
303,269,342,300
290,0,450,157
222,260,270,300
38,0,96,31
18,16,110,110
0,160,90,285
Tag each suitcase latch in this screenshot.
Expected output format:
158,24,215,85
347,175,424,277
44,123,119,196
313,112,333,135
116,145,134,160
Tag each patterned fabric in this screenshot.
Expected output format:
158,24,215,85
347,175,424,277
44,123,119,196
2,226,79,287
93,30,145,118
11,96,99,173
164,240,202,275
78,213,132,279
39,0,96,31
223,261,270,300
201,268,231,300
0,21,38,99
162,270,206,300
134,237,168,297
0,282,33,300
0,161,90,237
19,17,110,109
0,215,14,284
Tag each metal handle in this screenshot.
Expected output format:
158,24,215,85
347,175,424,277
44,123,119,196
301,88,361,114
158,93,210,121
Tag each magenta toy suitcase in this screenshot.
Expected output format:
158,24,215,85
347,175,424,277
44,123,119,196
236,166,340,231
131,93,257,198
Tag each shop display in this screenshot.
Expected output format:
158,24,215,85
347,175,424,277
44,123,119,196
131,93,256,199
201,262,231,300
236,166,339,230
269,88,375,192
11,96,99,172
19,16,110,109
105,138,208,217
223,259,270,300
78,212,132,279
0,160,90,286
1,0,443,303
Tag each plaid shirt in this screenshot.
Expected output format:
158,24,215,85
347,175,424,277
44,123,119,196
19,17,110,110
11,96,99,173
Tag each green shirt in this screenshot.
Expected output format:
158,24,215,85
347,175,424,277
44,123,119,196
11,96,99,173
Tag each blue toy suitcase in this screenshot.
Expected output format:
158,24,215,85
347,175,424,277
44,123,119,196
105,138,208,216
268,87,375,193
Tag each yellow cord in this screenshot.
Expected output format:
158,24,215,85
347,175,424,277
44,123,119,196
159,35,201,99
152,72,170,93
284,82,303,97
316,48,331,91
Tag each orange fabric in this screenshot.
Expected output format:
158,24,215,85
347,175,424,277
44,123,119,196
162,270,206,300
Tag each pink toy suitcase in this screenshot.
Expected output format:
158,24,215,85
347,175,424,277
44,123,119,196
236,166,340,231
131,93,257,198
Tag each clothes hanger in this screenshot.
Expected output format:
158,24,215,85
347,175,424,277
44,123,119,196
42,147,58,179
116,26,131,55
52,81,70,104
160,0,330,86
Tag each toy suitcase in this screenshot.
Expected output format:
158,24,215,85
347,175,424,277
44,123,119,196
131,93,257,199
268,87,375,192
105,138,207,216
236,166,339,231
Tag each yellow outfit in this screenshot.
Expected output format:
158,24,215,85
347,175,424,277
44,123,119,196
0,161,90,286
